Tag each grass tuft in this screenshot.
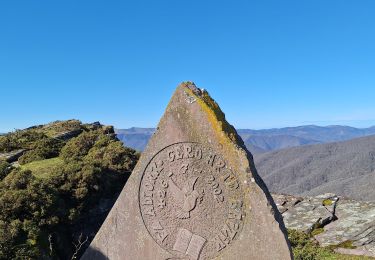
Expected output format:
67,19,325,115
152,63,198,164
20,157,64,178
288,229,372,260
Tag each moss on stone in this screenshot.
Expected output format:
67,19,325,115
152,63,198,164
288,229,370,259
336,240,357,249
311,227,325,236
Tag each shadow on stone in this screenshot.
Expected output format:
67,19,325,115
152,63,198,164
246,149,294,258
227,123,292,255
81,246,108,260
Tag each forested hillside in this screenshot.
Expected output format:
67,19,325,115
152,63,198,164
254,134,375,201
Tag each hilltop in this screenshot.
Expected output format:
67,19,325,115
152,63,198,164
0,120,139,259
0,120,100,164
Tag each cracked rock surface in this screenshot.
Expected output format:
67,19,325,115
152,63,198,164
273,193,375,257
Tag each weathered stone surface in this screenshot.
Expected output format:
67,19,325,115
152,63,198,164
52,129,82,140
317,198,375,257
274,193,375,257
82,82,292,260
0,149,27,163
274,193,337,233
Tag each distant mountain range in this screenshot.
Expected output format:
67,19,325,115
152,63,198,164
254,134,375,201
116,125,375,201
116,128,155,151
116,125,375,153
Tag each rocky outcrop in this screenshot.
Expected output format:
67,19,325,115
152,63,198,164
0,149,27,163
274,193,375,257
53,129,82,141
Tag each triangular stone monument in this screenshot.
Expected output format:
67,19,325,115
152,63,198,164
83,82,292,260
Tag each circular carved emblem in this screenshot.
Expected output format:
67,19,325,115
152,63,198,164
139,142,245,260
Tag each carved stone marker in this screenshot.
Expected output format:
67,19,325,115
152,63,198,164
82,82,292,260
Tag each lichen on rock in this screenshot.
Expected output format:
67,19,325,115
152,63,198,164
180,81,245,148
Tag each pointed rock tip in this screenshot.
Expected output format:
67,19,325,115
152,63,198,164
178,81,245,149
179,81,203,96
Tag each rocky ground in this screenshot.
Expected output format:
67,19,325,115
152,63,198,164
273,193,375,257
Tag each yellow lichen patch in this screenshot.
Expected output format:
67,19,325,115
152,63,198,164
200,90,241,144
182,84,243,149
180,83,251,206
323,199,333,206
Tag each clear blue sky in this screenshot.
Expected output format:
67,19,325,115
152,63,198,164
1,1,375,132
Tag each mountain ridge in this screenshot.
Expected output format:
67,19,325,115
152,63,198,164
115,125,375,153
254,134,375,201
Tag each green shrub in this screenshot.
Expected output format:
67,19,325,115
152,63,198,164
18,138,64,165
60,131,99,161
85,137,139,172
288,229,334,260
0,130,47,152
58,130,139,214
0,160,12,181
287,229,373,259
0,169,61,259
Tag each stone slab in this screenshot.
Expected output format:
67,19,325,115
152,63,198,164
82,82,292,260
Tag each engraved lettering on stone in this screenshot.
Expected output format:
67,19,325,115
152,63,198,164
139,142,244,259
214,159,226,173
184,144,193,158
222,171,239,190
195,148,202,159
157,189,167,209
168,150,175,162
207,154,216,167
206,175,224,203
180,163,189,174
152,220,168,244
219,222,237,243
176,146,184,160
214,235,226,252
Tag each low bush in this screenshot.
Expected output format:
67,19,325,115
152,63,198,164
0,160,12,181
18,138,64,165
